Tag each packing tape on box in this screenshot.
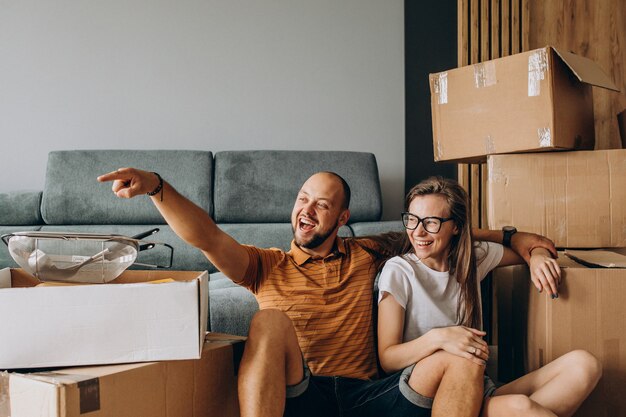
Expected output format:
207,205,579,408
28,372,101,414
528,49,548,96
433,72,448,104
474,62,497,88
486,157,506,183
538,127,552,147
435,141,444,161
0,372,10,417
485,135,496,154
78,378,100,414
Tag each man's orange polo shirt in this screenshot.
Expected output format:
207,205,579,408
237,237,383,380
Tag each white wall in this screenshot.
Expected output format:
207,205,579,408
0,0,405,219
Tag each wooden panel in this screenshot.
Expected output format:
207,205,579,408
527,0,626,150
481,0,490,61
521,0,530,51
471,0,480,64
491,0,501,59
511,0,521,53
458,0,470,67
501,0,510,56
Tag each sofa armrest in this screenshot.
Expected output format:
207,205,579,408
0,191,43,226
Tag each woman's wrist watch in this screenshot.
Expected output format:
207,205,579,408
502,226,517,248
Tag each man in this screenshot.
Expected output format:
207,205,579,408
98,168,555,417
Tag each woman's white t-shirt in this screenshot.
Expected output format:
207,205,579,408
377,241,503,343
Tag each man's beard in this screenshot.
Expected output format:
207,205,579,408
293,219,339,249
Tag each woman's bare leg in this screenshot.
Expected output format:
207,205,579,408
486,350,601,417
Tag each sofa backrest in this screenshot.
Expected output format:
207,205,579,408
41,150,214,225
213,150,382,223
1,149,396,273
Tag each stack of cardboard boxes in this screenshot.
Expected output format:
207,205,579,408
430,46,623,416
0,268,244,417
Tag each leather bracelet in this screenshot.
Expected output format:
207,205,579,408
146,172,164,201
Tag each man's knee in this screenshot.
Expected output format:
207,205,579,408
243,309,303,385
249,309,294,337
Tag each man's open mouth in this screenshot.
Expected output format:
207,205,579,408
299,217,316,231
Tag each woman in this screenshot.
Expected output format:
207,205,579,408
377,177,601,417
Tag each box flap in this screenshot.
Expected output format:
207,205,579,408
552,47,620,92
564,249,626,268
556,252,583,268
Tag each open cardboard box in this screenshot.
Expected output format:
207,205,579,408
494,250,626,417
0,268,208,369
0,333,245,417
429,46,619,163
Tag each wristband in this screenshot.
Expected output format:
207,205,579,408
502,226,517,248
147,172,164,201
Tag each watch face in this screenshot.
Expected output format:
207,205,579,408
503,226,517,233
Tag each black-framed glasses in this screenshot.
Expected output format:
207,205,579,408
401,212,453,234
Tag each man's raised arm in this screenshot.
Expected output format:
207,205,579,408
97,167,249,282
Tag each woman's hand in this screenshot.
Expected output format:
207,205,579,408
529,248,561,298
429,326,489,366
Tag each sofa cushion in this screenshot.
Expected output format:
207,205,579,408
213,151,382,223
209,286,259,336
0,191,43,226
349,220,405,237
41,150,213,225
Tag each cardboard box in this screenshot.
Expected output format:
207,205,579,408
495,252,626,417
487,149,626,248
0,333,245,417
429,46,619,163
0,269,209,369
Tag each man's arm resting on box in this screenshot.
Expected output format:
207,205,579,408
97,167,249,282
471,228,557,263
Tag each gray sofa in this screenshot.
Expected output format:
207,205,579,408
0,150,403,337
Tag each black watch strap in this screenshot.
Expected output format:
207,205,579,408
502,226,517,248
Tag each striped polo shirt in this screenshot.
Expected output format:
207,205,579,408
238,237,383,380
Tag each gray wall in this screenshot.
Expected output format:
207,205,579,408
0,0,405,220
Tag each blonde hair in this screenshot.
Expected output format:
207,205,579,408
404,177,481,329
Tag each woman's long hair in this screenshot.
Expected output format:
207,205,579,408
403,177,481,329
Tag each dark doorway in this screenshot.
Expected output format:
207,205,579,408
404,0,458,193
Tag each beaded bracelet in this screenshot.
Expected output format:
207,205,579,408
147,172,164,201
